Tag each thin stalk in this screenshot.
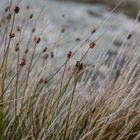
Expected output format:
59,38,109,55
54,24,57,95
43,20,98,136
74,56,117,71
0,12,16,73
13,48,20,139
63,74,79,140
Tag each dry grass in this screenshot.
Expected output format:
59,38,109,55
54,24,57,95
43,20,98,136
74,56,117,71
0,0,140,139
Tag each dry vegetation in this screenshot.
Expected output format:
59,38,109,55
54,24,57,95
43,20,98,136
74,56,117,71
0,0,140,139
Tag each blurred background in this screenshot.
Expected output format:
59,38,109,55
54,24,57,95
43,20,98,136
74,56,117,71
57,0,140,18
0,0,139,62
0,0,140,18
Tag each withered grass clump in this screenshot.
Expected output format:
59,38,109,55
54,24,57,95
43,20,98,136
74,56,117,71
0,1,140,140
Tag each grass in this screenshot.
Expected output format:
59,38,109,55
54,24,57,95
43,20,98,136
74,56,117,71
0,0,140,139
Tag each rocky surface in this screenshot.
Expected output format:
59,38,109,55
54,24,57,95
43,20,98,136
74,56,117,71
0,0,140,59
0,0,140,61
55,0,140,18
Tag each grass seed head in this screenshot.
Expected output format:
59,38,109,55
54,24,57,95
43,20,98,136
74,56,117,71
6,14,11,20
20,58,26,66
14,6,20,14
34,37,41,44
75,38,81,42
51,51,54,58
9,33,15,38
127,34,132,40
29,14,33,19
5,6,10,12
38,78,44,84
91,28,96,34
42,47,47,53
15,43,20,52
75,61,84,72
32,28,36,33
89,42,96,48
61,27,65,33
67,51,72,59
24,48,29,54
16,26,21,32
44,78,48,84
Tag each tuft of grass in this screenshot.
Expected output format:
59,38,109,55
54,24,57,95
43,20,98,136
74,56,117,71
0,0,139,139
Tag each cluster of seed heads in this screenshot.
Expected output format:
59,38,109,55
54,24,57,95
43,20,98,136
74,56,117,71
34,37,41,44
14,6,20,14
16,26,21,32
29,14,33,19
91,28,96,34
24,48,29,54
127,33,132,40
38,78,48,85
42,47,47,53
67,51,72,59
5,6,10,12
75,38,81,42
9,33,15,38
32,28,36,33
75,61,84,72
20,58,26,66
15,43,20,52
89,42,96,49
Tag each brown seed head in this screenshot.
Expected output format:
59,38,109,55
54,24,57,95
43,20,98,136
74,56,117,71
20,58,26,66
5,6,10,12
75,61,80,68
42,47,47,53
127,34,132,40
89,42,96,49
29,14,33,19
79,63,84,71
9,33,15,38
15,43,20,52
67,51,72,59
6,14,11,20
61,27,65,33
38,78,44,84
75,38,81,42
91,29,96,34
51,51,54,58
16,26,21,32
14,6,20,14
44,78,48,84
75,61,84,71
32,28,35,33
24,48,29,54
34,37,41,44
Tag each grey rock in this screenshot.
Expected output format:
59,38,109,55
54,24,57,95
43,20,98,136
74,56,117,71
54,0,140,17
